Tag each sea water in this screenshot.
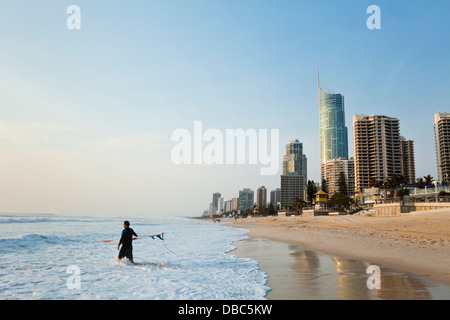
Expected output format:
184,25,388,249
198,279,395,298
0,214,269,300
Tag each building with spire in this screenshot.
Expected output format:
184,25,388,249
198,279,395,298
318,71,349,180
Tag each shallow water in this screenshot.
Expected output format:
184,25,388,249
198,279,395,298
233,237,450,300
0,214,269,300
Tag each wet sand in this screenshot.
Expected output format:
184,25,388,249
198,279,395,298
233,237,450,300
229,209,450,298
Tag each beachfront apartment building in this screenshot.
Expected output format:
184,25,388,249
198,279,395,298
434,113,450,183
238,188,254,212
321,157,355,197
280,174,306,208
224,200,231,214
283,139,307,180
353,114,415,192
212,192,221,211
400,136,416,185
231,197,239,212
281,139,307,208
216,197,224,215
256,186,267,209
270,188,281,209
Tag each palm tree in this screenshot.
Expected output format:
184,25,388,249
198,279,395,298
338,172,348,196
306,180,318,205
424,174,434,188
417,175,435,188
389,174,406,199
292,197,304,215
321,179,328,194
417,177,425,188
370,178,383,188
267,202,276,216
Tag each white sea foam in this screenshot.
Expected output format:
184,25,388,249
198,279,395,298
0,214,269,300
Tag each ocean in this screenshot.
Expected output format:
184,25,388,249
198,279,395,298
0,214,269,300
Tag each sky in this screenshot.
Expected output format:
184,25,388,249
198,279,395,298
0,0,449,217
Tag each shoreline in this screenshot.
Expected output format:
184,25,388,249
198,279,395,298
232,236,450,300
229,209,450,287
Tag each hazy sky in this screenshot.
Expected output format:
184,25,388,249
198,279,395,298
0,0,449,217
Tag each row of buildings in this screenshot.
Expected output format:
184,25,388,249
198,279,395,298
204,187,281,216
204,138,307,216
205,138,309,216
319,84,417,193
203,80,449,217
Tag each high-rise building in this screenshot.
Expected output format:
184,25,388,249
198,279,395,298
231,197,239,212
400,136,416,185
322,158,355,197
256,186,267,209
283,139,307,180
270,188,281,208
353,114,403,191
208,203,215,216
216,197,224,215
281,175,306,208
224,200,231,214
238,188,254,212
434,113,450,183
319,85,349,178
281,139,307,208
212,192,221,212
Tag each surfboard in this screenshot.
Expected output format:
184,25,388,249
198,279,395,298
101,233,164,243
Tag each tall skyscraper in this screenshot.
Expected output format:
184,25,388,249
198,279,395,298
282,139,307,181
400,136,416,185
224,200,231,214
434,113,450,183
216,197,224,215
353,114,404,191
238,188,254,212
318,84,349,178
212,192,221,213
208,203,215,216
256,186,267,209
281,139,307,208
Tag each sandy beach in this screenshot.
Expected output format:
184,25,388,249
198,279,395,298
232,209,450,287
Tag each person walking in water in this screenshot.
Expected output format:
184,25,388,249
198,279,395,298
118,221,138,264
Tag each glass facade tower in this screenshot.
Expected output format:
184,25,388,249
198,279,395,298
319,86,349,177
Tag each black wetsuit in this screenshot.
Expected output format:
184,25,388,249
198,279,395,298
118,227,138,260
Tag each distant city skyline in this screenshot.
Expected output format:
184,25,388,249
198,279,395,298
0,1,449,216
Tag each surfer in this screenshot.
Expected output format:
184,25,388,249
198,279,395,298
117,220,138,264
